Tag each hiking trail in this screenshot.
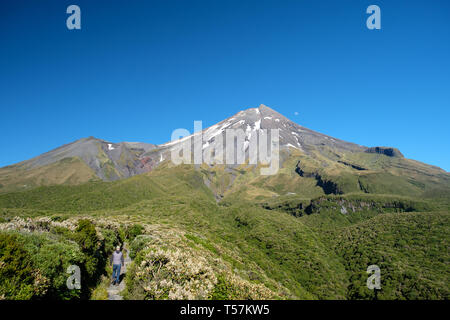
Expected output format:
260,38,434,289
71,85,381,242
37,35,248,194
107,245,132,300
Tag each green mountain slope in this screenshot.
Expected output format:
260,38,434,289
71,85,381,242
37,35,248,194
1,156,448,299
0,157,99,194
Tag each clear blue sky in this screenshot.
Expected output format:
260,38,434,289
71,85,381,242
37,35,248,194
1,0,449,171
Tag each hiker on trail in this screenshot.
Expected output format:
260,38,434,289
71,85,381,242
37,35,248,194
110,245,124,286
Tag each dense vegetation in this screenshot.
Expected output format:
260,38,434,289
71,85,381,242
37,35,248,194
0,155,448,300
2,224,76,299
331,211,449,299
0,218,126,299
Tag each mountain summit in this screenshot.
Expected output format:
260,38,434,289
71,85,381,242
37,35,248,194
160,104,363,152
150,104,364,169
0,105,448,195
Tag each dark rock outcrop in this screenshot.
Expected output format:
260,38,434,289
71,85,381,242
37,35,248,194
337,160,367,171
295,161,342,195
365,146,404,158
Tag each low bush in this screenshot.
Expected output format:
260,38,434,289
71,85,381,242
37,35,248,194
129,235,153,260
122,224,144,242
0,231,84,300
0,233,36,299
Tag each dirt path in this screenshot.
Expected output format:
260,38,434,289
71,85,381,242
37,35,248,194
107,246,132,300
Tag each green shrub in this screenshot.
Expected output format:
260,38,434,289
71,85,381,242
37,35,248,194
0,233,36,299
123,224,144,241
29,237,85,299
0,231,85,300
101,228,122,256
74,220,99,253
73,220,105,290
129,235,153,260
50,215,67,222
210,274,238,300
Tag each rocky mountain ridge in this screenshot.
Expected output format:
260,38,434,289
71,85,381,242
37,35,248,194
1,105,446,194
